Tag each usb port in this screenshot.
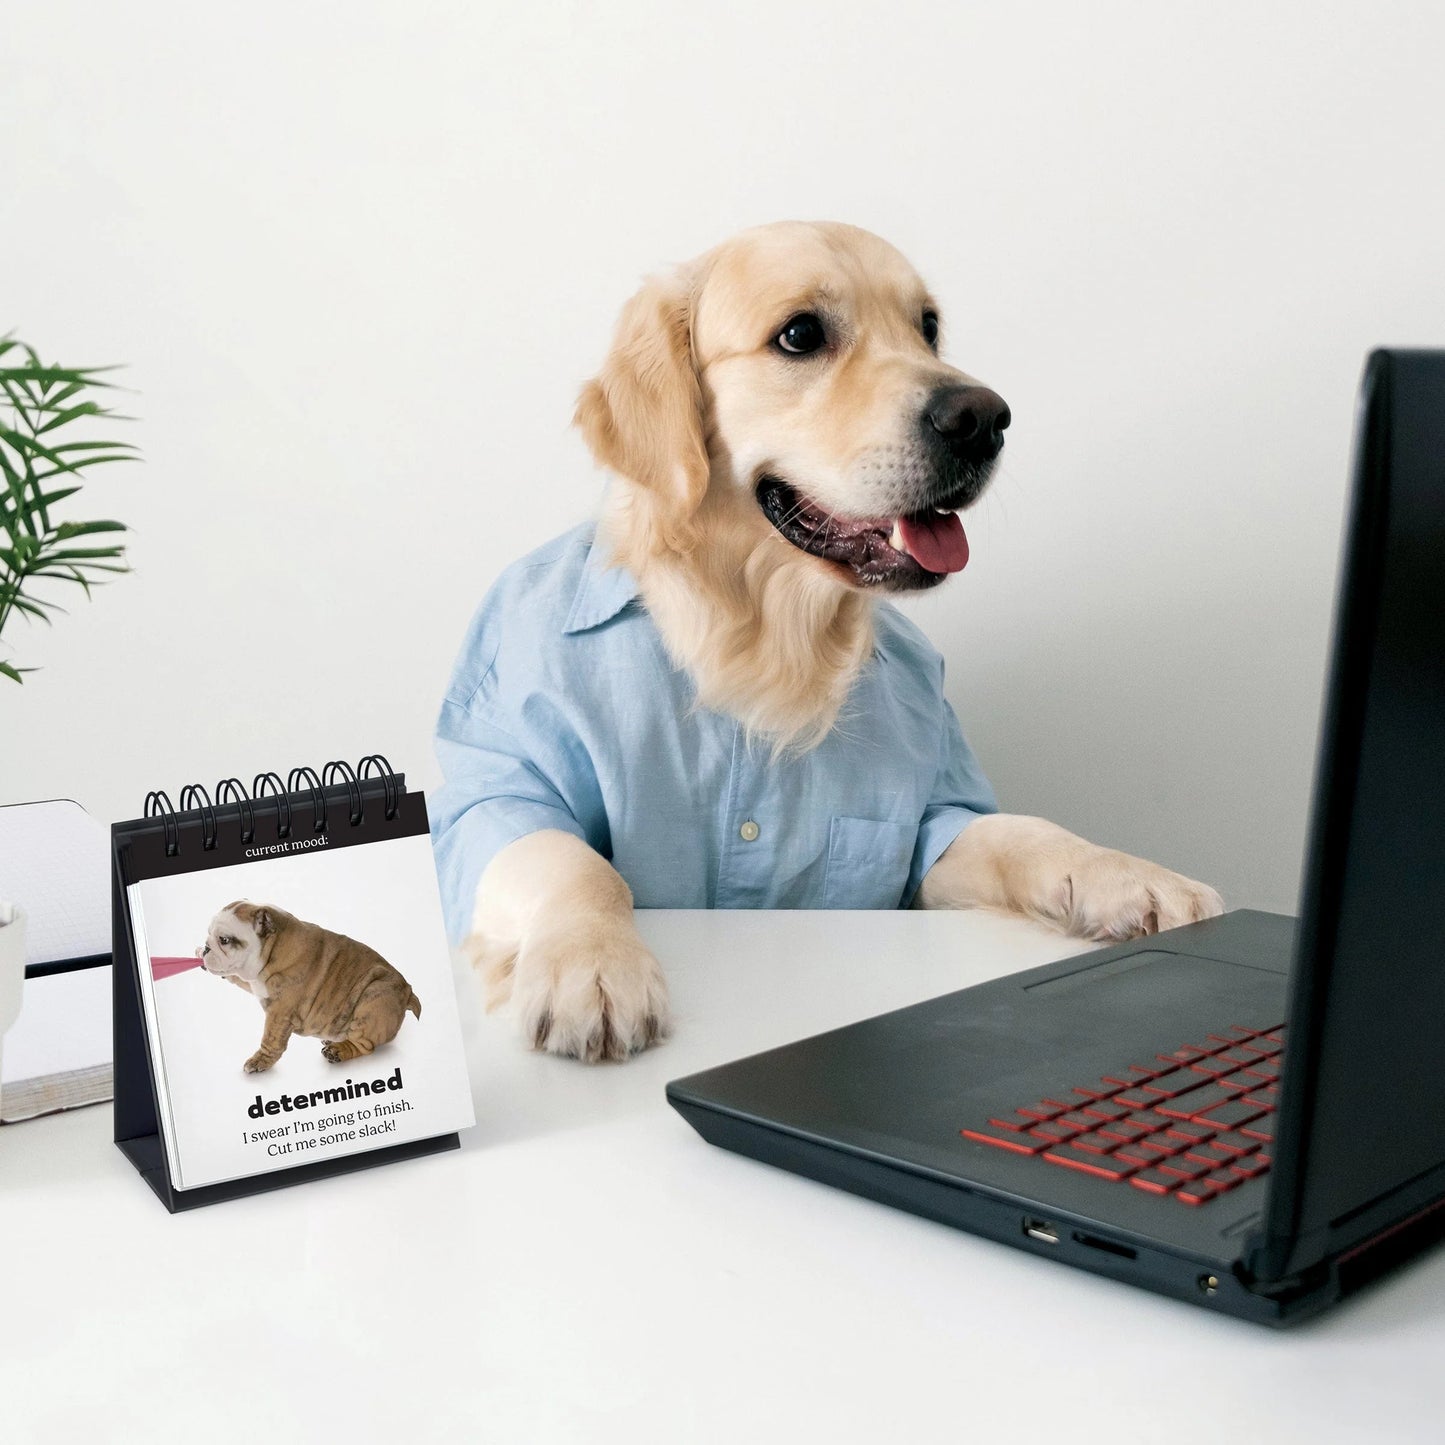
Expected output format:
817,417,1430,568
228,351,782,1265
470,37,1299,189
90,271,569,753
1023,1218,1060,1245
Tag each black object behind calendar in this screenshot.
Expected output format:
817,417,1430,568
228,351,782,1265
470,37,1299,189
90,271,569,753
112,757,475,1212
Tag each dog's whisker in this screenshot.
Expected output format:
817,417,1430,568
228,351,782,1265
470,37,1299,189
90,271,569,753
801,507,844,550
774,498,816,533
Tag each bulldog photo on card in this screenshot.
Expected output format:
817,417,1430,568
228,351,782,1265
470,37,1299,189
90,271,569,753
196,899,423,1073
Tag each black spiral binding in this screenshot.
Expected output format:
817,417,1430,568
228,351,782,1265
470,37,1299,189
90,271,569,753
215,778,255,844
252,770,292,838
141,757,401,855
322,759,364,826
143,790,180,857
287,766,327,834
177,784,218,851
358,754,400,820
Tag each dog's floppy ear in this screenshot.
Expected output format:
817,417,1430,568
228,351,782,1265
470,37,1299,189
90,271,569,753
574,267,709,544
252,907,273,939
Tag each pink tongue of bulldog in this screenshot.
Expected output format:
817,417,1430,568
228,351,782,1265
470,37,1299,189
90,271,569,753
897,510,970,574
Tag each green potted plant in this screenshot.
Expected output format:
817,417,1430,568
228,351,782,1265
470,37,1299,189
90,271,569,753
0,335,136,1068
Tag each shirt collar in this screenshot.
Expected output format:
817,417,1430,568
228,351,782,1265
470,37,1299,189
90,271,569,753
562,529,643,634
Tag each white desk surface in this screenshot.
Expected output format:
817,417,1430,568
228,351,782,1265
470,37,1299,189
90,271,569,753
3,909,1443,1444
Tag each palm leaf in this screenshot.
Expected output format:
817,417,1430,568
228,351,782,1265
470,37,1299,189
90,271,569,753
8,594,55,623
0,337,138,677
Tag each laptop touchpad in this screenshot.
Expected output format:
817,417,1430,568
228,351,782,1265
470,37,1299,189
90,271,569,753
1025,947,1283,998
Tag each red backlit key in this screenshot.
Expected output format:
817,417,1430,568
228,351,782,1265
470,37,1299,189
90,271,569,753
1017,1099,1072,1121
1072,1082,1125,1102
1130,1111,1174,1130
1158,1044,1210,1066
1213,1048,1259,1068
1128,1061,1170,1079
988,1115,1036,1133
1176,1178,1224,1205
1130,1168,1182,1195
1097,1120,1152,1144
1158,1155,1212,1180
1111,1144,1158,1168
1230,1153,1271,1179
1188,1057,1238,1079
1139,1071,1200,1099
1112,1091,1158,1111
1184,1143,1237,1168
1239,1039,1282,1060
1131,1139,1181,1161
1157,1081,1245,1120
1164,1120,1216,1144
1081,1100,1131,1122
1211,1131,1260,1156
1071,1132,1124,1155
1029,1119,1087,1143
1240,1119,1275,1144
1042,1146,1142,1180
1197,1099,1266,1130
961,1125,1051,1154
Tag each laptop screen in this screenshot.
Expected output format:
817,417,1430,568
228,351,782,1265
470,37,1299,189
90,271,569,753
1260,349,1445,1280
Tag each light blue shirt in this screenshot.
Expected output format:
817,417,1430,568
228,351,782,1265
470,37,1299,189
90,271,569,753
430,523,997,942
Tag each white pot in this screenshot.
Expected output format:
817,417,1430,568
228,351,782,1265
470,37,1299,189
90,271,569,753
0,906,26,1084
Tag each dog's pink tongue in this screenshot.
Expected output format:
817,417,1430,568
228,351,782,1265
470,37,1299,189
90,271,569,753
897,511,969,574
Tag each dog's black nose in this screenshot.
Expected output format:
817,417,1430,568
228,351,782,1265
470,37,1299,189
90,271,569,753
925,385,1010,462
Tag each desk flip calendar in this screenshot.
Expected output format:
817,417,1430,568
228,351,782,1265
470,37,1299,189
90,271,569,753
111,757,475,1211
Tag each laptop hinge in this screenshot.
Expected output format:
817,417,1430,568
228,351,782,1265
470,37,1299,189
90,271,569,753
1244,1186,1445,1298
1235,1236,1328,1303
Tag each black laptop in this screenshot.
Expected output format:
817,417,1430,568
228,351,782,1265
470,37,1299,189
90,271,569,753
667,349,1445,1326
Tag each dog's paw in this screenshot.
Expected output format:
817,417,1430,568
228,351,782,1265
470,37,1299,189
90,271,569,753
243,1051,276,1074
1053,848,1224,943
509,918,670,1063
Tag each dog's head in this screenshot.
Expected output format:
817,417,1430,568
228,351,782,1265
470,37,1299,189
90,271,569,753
576,220,1008,592
196,900,274,981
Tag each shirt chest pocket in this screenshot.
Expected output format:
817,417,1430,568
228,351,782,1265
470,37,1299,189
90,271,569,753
823,816,916,910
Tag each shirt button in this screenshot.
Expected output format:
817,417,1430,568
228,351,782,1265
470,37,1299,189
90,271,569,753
739,820,761,842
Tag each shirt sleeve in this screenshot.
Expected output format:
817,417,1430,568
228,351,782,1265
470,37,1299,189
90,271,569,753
903,691,999,908
429,693,591,944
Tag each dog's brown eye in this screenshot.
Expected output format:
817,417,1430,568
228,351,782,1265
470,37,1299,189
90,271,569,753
775,313,826,355
921,311,940,348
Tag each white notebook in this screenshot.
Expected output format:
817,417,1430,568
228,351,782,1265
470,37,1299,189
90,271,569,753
0,800,113,1122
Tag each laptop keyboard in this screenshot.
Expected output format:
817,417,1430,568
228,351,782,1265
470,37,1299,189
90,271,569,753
961,1023,1285,1206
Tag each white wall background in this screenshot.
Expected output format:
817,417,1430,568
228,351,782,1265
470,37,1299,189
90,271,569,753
4,2,1443,914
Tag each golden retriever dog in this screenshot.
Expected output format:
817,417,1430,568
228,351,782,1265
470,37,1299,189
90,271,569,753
197,900,421,1073
431,220,1223,1063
